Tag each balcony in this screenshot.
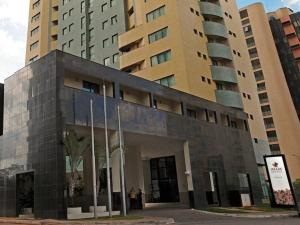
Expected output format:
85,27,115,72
199,2,223,18
215,90,243,109
207,43,233,61
119,46,146,71
211,66,237,83
203,21,228,39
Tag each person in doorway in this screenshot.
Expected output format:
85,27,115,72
137,188,143,209
129,187,137,209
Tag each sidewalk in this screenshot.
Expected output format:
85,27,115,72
196,208,298,218
0,217,175,225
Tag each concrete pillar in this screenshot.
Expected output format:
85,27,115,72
184,141,195,208
110,131,121,210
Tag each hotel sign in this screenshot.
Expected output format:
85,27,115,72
265,155,295,206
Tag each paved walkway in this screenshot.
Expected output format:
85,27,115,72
132,207,300,225
0,217,174,225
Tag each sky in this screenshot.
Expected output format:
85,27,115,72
0,0,299,83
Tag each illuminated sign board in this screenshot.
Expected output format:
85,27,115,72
265,155,295,206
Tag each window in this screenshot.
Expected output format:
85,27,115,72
81,17,85,29
81,1,85,13
62,27,67,35
257,82,266,92
69,39,74,48
31,13,40,22
113,53,119,64
246,37,255,48
240,9,248,19
89,28,94,42
150,50,171,66
102,20,108,29
148,27,168,43
110,0,116,7
242,19,250,25
31,26,39,36
102,3,108,12
89,46,95,59
69,8,74,16
112,34,118,44
69,23,74,32
29,55,39,63
111,15,117,25
63,12,68,20
146,5,165,22
254,70,264,81
155,75,175,87
103,57,111,66
81,33,86,46
103,38,109,48
30,41,39,50
248,48,258,58
251,59,261,70
83,81,99,94
62,43,67,51
243,25,252,36
88,12,93,24
33,0,40,9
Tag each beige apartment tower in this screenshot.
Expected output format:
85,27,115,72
239,3,300,181
119,0,270,189
25,0,59,64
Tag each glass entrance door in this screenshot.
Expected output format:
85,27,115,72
150,156,179,203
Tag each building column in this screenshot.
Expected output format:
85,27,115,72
110,131,121,210
184,141,195,208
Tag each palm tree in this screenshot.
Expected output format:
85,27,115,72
63,130,91,205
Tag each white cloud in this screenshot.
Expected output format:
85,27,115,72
281,0,300,10
0,0,29,82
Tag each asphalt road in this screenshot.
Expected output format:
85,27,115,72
134,208,300,225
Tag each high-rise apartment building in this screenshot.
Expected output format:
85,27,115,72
239,3,300,181
25,0,59,64
268,9,300,119
25,0,271,199
119,0,270,195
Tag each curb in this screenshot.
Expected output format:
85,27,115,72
194,209,297,218
0,217,175,225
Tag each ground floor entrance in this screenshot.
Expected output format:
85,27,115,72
16,172,34,217
150,156,180,203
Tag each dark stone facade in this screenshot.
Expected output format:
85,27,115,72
0,51,262,219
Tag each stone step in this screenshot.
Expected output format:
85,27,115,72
67,212,94,220
67,207,82,214
67,210,121,220
18,214,34,219
89,206,107,213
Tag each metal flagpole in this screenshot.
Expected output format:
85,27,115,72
103,83,112,217
117,105,127,216
90,99,98,219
